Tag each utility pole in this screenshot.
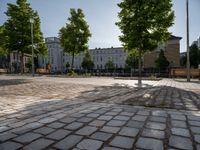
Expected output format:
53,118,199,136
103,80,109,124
30,18,34,77
186,0,190,82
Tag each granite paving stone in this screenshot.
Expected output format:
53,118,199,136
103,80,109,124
0,133,17,142
119,127,139,137
13,132,42,143
76,139,103,150
195,135,200,144
23,138,54,150
76,126,98,135
107,120,126,126
110,136,134,149
89,120,106,127
126,120,144,128
47,122,65,129
171,128,190,137
54,135,83,150
98,115,113,121
102,147,123,150
132,115,147,122
64,122,84,130
34,127,55,135
136,137,163,150
169,135,193,150
171,114,186,121
0,141,23,150
46,129,71,140
91,131,112,141
142,128,165,139
171,120,187,128
101,126,120,134
146,122,166,130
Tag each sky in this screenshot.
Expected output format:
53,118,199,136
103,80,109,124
0,0,200,52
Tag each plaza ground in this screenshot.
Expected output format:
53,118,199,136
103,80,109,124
0,75,200,150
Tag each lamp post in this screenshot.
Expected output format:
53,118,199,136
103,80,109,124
30,18,34,77
186,0,190,82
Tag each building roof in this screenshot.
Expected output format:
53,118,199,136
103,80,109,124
169,35,182,40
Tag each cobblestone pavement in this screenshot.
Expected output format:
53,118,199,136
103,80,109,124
0,75,200,150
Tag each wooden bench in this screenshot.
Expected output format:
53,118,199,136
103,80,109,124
170,69,200,78
36,68,50,74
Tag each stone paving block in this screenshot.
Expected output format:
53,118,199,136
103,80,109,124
146,122,166,130
101,126,120,134
77,117,93,123
110,136,134,149
102,147,123,150
119,127,139,137
105,111,119,116
152,110,167,117
195,135,200,143
171,120,187,128
46,129,71,140
76,126,97,135
70,113,85,118
91,131,112,141
126,120,144,128
38,117,57,124
132,115,147,122
59,117,76,123
171,128,190,137
64,122,83,130
189,120,200,127
190,126,200,134
136,137,163,150
0,126,10,133
171,114,186,121
98,115,113,121
0,141,22,150
137,110,150,116
120,112,134,116
0,133,17,142
47,122,65,129
197,145,200,150
76,139,103,150
187,115,200,121
113,115,130,121
87,113,100,118
34,127,55,135
150,116,166,123
107,120,126,127
24,138,54,150
89,120,106,127
169,135,193,150
54,135,83,150
142,128,165,139
13,132,42,143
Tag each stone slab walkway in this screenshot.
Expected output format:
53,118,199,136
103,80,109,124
0,75,200,150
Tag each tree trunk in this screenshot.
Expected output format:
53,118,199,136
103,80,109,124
16,51,19,73
20,53,24,74
71,52,74,70
138,49,142,87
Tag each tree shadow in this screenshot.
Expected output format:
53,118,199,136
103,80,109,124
0,79,31,87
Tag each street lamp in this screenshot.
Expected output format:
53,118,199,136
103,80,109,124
30,18,34,77
186,0,190,82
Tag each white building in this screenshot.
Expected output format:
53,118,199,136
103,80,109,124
38,37,128,72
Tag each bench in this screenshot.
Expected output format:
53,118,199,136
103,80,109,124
170,69,200,78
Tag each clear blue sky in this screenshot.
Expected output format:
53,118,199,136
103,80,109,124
0,0,199,52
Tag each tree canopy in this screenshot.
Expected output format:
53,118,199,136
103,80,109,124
125,51,139,69
4,0,47,72
189,44,200,68
116,0,174,86
81,51,94,70
0,25,8,56
59,8,91,69
155,49,169,70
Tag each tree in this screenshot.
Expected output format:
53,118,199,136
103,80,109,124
81,51,94,71
59,8,91,70
4,0,47,73
66,62,70,70
105,57,115,71
116,0,174,87
155,49,169,70
126,51,139,69
189,44,200,68
0,25,8,56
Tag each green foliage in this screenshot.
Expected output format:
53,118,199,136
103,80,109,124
155,49,169,69
180,53,187,67
116,0,174,85
68,70,78,77
59,8,91,69
81,51,94,70
189,44,200,68
125,51,139,69
25,58,32,69
0,25,8,56
105,57,115,70
66,62,70,69
4,0,47,72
